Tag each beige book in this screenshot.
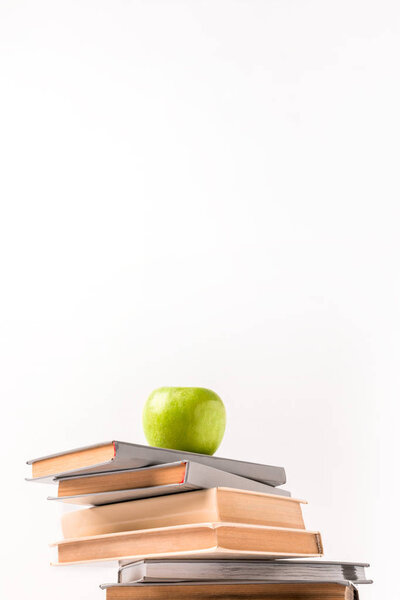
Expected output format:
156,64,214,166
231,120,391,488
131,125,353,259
61,487,306,539
101,582,355,600
53,522,323,565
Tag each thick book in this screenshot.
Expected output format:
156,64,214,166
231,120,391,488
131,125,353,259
61,488,306,539
53,522,323,564
117,559,371,585
100,581,356,600
27,441,286,486
48,461,291,506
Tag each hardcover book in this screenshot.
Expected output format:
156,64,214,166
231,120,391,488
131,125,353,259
117,558,371,585
27,441,286,486
54,522,323,564
49,460,290,506
100,581,356,600
60,487,305,539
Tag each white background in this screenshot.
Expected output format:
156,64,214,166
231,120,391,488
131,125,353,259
1,1,399,598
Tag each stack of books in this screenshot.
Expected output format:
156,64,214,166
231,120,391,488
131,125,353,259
27,440,372,599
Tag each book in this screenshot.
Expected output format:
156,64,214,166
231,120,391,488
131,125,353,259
117,559,372,585
27,441,286,486
100,581,356,599
48,461,291,506
53,522,323,564
61,488,306,539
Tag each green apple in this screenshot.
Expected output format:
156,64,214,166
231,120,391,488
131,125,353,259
143,387,226,455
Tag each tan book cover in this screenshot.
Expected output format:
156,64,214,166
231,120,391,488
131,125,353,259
101,581,356,600
53,522,323,565
61,487,306,539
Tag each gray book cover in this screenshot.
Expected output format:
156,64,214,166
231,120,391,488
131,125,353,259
27,440,286,486
116,559,371,585
48,460,291,506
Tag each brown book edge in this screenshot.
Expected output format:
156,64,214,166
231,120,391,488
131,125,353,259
103,582,353,600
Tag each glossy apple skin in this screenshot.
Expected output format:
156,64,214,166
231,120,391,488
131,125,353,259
143,387,226,455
